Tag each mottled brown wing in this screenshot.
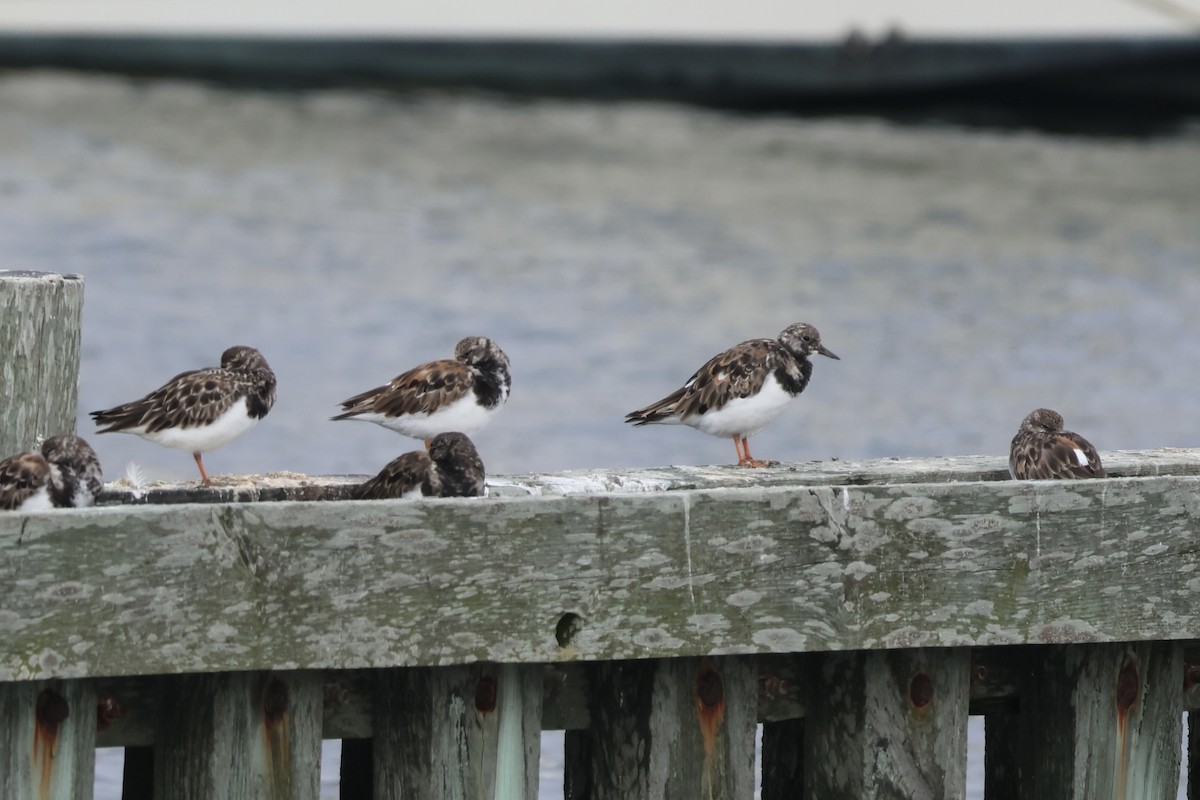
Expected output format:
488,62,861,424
336,359,474,419
92,367,243,433
1011,432,1105,480
428,432,486,497
0,452,50,511
626,339,785,423
41,434,104,507
356,451,441,499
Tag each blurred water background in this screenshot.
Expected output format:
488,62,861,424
2,69,1199,797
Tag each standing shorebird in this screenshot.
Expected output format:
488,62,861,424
356,432,486,500
1009,408,1106,480
90,345,276,484
332,337,511,440
625,322,839,467
0,434,103,510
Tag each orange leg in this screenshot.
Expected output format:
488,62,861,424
193,452,212,485
732,436,748,465
740,438,777,469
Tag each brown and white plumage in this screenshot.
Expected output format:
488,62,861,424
356,450,443,500
0,434,103,511
626,323,839,467
40,434,104,507
0,452,53,511
427,432,486,498
356,432,486,500
332,337,511,440
1009,408,1106,480
90,345,276,484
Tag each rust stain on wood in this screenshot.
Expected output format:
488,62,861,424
262,676,292,798
34,687,69,799
1114,656,1139,799
694,659,726,797
909,671,934,717
475,673,498,714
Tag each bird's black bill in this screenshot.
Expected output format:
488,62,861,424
818,344,840,360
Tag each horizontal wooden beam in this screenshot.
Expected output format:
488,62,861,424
4,450,1200,681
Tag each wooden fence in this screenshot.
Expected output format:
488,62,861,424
3,271,1200,798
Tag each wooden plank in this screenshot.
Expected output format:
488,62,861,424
94,448,1200,506
1016,642,1183,799
804,648,970,798
373,663,542,799
760,717,804,800
565,656,756,799
87,649,1078,748
7,470,1200,679
0,678,96,800
153,670,320,800
0,271,84,455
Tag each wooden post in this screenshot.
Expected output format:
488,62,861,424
373,663,543,799
0,271,84,455
0,678,97,800
154,671,320,800
804,648,970,798
564,655,757,799
1016,642,1183,799
760,718,804,800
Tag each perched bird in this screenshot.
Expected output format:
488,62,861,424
90,346,276,485
0,433,103,511
356,432,486,499
40,434,104,507
356,450,442,500
332,337,511,439
1009,408,1106,480
427,431,486,498
625,322,839,467
0,452,53,511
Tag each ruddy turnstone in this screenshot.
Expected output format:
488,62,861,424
1009,408,1106,480
0,434,104,510
41,434,104,507
90,345,276,484
427,432,486,498
332,337,510,440
625,322,839,468
356,432,485,499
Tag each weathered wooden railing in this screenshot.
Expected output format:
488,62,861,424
4,271,1200,798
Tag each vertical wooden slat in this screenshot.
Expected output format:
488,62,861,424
0,270,84,454
155,672,254,800
1019,642,1183,799
0,679,97,800
339,739,373,799
1189,710,1199,800
983,712,1020,799
155,670,320,800
373,663,543,799
249,671,322,800
804,648,970,799
564,655,756,799
761,718,804,800
121,746,154,800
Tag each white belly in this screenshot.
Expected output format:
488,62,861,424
129,399,259,453
355,393,497,439
687,375,795,438
17,486,53,512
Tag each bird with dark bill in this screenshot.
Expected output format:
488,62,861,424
90,345,276,485
333,337,510,440
356,432,486,500
0,433,103,510
625,322,839,467
1009,408,1106,480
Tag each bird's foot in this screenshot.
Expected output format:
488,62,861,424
738,457,778,468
